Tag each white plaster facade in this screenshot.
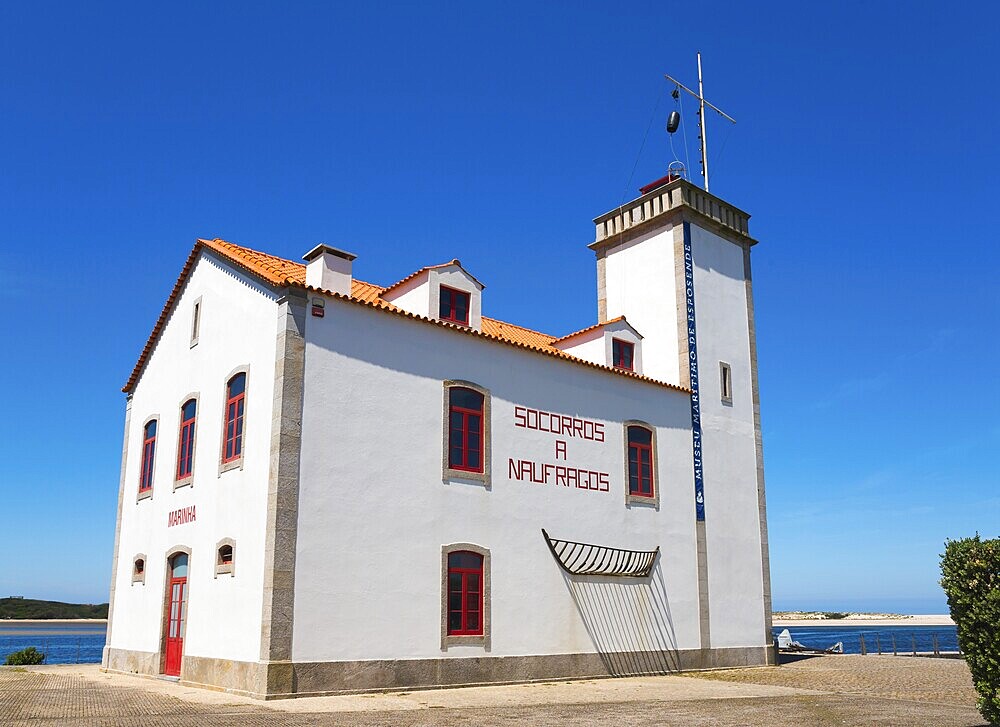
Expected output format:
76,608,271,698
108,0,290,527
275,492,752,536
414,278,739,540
104,175,773,698
107,252,279,667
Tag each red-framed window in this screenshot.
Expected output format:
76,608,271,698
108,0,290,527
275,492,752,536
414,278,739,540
439,286,470,325
612,338,635,371
223,373,246,463
139,420,157,492
175,399,197,480
448,387,484,472
627,425,654,498
447,551,483,635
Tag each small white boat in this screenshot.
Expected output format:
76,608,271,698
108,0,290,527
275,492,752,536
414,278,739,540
777,628,844,654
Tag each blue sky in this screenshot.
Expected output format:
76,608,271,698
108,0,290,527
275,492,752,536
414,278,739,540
1,2,996,612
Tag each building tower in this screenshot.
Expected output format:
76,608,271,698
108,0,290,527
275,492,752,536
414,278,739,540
591,174,773,656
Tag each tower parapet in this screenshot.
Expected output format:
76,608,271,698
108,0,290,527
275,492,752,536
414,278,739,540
591,177,754,249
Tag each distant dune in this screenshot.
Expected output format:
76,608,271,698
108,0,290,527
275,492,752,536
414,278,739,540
0,597,109,620
773,611,954,627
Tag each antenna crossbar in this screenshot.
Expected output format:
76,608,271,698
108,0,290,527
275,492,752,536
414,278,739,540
662,74,736,123
663,52,735,192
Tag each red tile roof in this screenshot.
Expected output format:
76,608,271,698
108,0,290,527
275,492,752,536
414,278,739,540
552,316,642,345
380,259,485,296
122,239,689,394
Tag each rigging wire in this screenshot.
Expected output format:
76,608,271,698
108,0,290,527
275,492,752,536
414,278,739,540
710,119,734,184
619,77,667,208
677,87,692,182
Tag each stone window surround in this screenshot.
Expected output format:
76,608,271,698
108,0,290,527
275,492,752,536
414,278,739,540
190,296,202,348
440,543,491,650
132,554,146,584
429,273,481,332
215,538,235,578
623,420,660,509
158,545,192,675
219,365,249,476
136,413,159,503
441,380,491,487
173,392,200,490
719,361,733,406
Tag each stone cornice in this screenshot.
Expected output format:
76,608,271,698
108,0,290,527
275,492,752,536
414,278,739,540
590,178,757,251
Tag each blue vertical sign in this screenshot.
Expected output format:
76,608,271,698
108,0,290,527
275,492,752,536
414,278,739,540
683,222,706,521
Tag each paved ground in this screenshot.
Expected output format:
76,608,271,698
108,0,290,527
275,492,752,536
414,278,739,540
0,655,987,726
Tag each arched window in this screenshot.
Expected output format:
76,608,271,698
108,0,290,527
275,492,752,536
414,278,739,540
627,424,655,499
448,387,484,473
215,539,235,576
175,399,197,480
169,552,188,578
132,555,146,584
139,420,157,493
222,373,246,464
447,551,483,636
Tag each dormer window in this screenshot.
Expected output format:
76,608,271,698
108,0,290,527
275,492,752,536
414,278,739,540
380,260,483,332
439,286,470,325
612,339,634,371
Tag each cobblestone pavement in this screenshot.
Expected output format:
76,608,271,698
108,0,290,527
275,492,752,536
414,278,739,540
692,654,980,706
0,657,987,726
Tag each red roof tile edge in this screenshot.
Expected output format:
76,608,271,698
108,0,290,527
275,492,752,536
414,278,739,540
122,239,690,395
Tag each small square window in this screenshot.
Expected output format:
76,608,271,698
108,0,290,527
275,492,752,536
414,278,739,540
439,286,470,325
720,362,733,404
612,339,634,371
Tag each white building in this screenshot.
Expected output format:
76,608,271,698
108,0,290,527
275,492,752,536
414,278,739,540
103,174,774,698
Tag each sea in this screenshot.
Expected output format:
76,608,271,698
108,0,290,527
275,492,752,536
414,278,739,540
0,622,107,665
0,621,961,664
772,624,960,655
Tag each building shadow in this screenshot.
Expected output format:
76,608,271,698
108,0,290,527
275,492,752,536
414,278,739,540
561,553,681,676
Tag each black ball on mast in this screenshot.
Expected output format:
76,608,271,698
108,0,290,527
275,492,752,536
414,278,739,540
666,110,681,134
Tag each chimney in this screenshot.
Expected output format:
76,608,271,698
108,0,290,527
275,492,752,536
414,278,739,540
303,244,357,296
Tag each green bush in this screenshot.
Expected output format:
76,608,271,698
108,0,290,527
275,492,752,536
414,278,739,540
940,535,1000,724
821,612,849,619
4,646,45,666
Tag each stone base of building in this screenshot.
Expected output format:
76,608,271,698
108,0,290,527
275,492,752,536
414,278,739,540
103,644,777,700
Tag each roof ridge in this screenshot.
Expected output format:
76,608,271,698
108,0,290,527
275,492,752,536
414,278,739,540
124,240,685,394
552,315,629,344
481,316,556,340
381,259,468,295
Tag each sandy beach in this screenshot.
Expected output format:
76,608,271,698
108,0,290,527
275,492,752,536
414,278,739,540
772,614,954,627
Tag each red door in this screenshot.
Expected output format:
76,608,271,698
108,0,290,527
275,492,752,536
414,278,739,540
163,553,188,676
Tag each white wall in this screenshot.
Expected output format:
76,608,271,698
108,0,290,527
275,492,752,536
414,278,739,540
602,225,679,384
381,274,429,318
108,251,279,665
293,300,700,663
689,225,767,647
553,328,605,366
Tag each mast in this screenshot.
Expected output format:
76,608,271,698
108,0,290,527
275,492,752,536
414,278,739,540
697,52,710,192
664,53,735,193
